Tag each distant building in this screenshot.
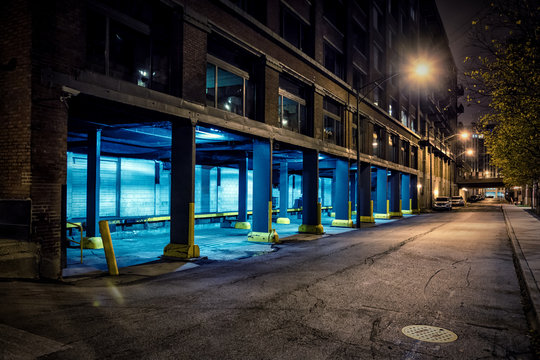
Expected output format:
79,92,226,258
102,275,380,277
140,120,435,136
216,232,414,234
0,0,459,278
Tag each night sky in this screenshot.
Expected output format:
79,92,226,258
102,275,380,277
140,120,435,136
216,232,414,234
435,0,489,126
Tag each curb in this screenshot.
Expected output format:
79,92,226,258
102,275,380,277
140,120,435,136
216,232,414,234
502,206,540,331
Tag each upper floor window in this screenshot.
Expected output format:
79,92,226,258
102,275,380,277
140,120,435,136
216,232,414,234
323,0,346,33
411,146,418,169
388,133,398,163
353,67,367,93
373,85,384,108
373,6,384,33
206,57,256,119
323,98,344,146
278,76,310,135
230,0,267,23
324,42,345,79
373,125,383,157
389,98,398,118
401,141,410,167
401,108,408,127
353,22,368,56
86,4,171,93
281,5,313,56
373,45,384,72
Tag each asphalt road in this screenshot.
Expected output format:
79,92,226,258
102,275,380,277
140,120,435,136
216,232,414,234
0,199,533,359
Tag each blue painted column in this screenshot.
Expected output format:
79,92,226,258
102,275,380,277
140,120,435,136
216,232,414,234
332,159,353,227
357,162,374,224
164,120,199,259
299,149,324,234
401,174,411,214
276,162,290,224
86,129,101,238
375,167,390,219
248,139,278,242
235,156,250,229
389,171,402,217
350,172,356,215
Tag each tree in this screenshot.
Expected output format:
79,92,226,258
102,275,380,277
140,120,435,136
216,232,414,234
464,0,539,193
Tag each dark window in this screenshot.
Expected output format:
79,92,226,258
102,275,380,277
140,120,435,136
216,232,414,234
353,22,368,56
373,85,384,108
389,98,398,119
373,125,383,157
353,68,367,92
323,98,344,146
206,33,259,120
230,0,267,23
388,134,398,163
355,0,370,14
324,42,344,79
373,45,384,72
323,0,345,33
373,6,384,33
411,146,418,169
86,4,171,93
281,6,313,56
278,76,310,135
402,141,410,167
390,0,399,19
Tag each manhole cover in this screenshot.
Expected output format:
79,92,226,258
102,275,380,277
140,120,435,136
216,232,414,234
401,325,458,343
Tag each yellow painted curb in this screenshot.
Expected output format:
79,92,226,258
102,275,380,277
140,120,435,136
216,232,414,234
163,243,200,258
331,219,354,227
248,229,279,243
234,221,251,229
374,213,391,219
276,217,291,224
389,212,403,217
330,212,336,218
82,236,103,249
298,224,324,235
359,216,375,223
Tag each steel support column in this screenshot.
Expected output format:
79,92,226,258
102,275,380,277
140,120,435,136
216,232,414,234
164,120,199,258
299,149,324,234
332,159,353,227
86,129,101,238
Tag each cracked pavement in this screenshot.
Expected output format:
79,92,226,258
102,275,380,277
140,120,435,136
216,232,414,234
0,201,533,359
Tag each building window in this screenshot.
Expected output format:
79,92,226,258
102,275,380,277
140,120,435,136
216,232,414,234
353,22,368,56
401,108,408,127
373,45,384,72
373,85,384,108
373,125,383,157
281,5,313,56
389,98,398,118
323,98,344,146
411,146,418,169
230,0,267,23
402,141,410,166
353,67,367,92
86,6,170,92
278,76,309,135
206,56,256,119
373,6,384,33
324,42,345,79
389,134,398,163
323,0,345,33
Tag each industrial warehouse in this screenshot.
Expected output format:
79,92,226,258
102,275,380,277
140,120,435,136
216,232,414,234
0,0,462,279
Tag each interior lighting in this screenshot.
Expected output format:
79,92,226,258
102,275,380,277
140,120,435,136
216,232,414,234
372,142,378,146
466,149,474,156
433,189,439,197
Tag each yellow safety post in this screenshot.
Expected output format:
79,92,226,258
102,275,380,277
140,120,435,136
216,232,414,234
67,222,83,263
98,220,119,276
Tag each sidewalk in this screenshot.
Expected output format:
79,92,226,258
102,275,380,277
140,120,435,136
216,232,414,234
502,204,540,330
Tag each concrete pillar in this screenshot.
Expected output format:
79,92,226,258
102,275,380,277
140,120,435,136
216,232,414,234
356,162,374,224
277,162,290,224
164,120,199,259
299,149,324,234
332,159,353,227
248,139,278,242
401,174,411,214
86,129,101,237
201,166,211,213
375,167,390,219
235,156,250,229
389,171,402,217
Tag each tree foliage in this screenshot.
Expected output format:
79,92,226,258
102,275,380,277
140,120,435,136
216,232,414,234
464,0,540,186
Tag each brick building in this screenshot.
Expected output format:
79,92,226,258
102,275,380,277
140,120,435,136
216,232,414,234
0,0,460,279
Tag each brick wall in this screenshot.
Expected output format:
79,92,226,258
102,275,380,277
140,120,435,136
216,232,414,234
0,0,32,200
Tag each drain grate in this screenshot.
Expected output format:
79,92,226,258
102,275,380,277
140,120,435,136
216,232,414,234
401,325,458,343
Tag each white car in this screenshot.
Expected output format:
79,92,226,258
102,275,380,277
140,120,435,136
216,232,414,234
451,196,465,206
433,197,452,211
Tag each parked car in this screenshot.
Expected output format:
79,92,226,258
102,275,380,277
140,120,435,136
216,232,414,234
433,196,452,211
451,196,465,206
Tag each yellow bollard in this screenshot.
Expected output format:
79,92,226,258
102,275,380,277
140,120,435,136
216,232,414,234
99,220,119,276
